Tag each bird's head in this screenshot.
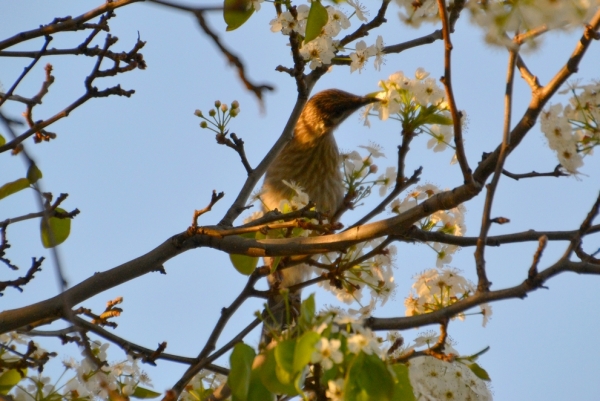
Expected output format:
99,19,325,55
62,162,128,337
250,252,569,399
299,89,380,136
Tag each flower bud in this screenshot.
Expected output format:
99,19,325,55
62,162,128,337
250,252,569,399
230,109,238,117
221,103,229,112
369,164,378,174
200,121,208,128
214,100,221,108
194,109,203,117
231,100,239,109
208,109,216,117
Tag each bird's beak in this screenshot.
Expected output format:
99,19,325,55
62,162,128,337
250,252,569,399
363,92,382,103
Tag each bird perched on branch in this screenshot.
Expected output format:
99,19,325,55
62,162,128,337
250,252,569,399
261,89,380,337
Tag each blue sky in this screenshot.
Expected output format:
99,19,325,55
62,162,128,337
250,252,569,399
2,1,600,399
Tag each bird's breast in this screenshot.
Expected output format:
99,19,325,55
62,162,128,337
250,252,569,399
263,134,344,215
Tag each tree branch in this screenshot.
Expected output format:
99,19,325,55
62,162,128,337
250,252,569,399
436,0,473,185
0,36,52,108
474,46,517,292
0,0,142,51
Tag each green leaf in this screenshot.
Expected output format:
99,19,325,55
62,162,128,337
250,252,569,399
132,386,161,399
0,177,30,200
467,362,491,381
346,352,394,401
257,347,298,396
423,113,453,126
26,163,43,184
229,343,256,401
293,331,320,372
224,0,254,31
247,368,274,401
229,232,259,275
275,338,311,397
304,0,328,43
299,294,316,329
40,207,72,248
0,369,25,395
0,134,5,146
275,339,296,378
390,364,416,401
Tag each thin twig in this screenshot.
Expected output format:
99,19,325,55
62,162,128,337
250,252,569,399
405,224,600,247
0,0,142,51
502,164,567,180
63,316,226,373
382,30,443,55
191,190,225,229
338,0,392,47
526,235,548,285
474,46,518,292
216,132,253,174
148,0,222,12
0,36,52,108
562,192,600,259
0,34,139,153
436,0,473,185
0,257,44,294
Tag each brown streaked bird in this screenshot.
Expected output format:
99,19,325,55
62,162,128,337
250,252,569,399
261,89,380,337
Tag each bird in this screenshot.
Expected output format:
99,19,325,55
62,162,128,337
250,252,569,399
260,89,380,339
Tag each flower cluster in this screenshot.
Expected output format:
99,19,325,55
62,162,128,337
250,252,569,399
540,81,600,174
405,267,492,327
349,36,385,73
467,0,600,49
1,334,155,401
64,343,153,400
300,308,491,401
409,345,492,401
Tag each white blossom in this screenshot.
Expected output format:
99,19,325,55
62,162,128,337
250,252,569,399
311,338,343,370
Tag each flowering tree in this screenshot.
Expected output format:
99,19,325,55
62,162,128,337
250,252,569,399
1,1,600,400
